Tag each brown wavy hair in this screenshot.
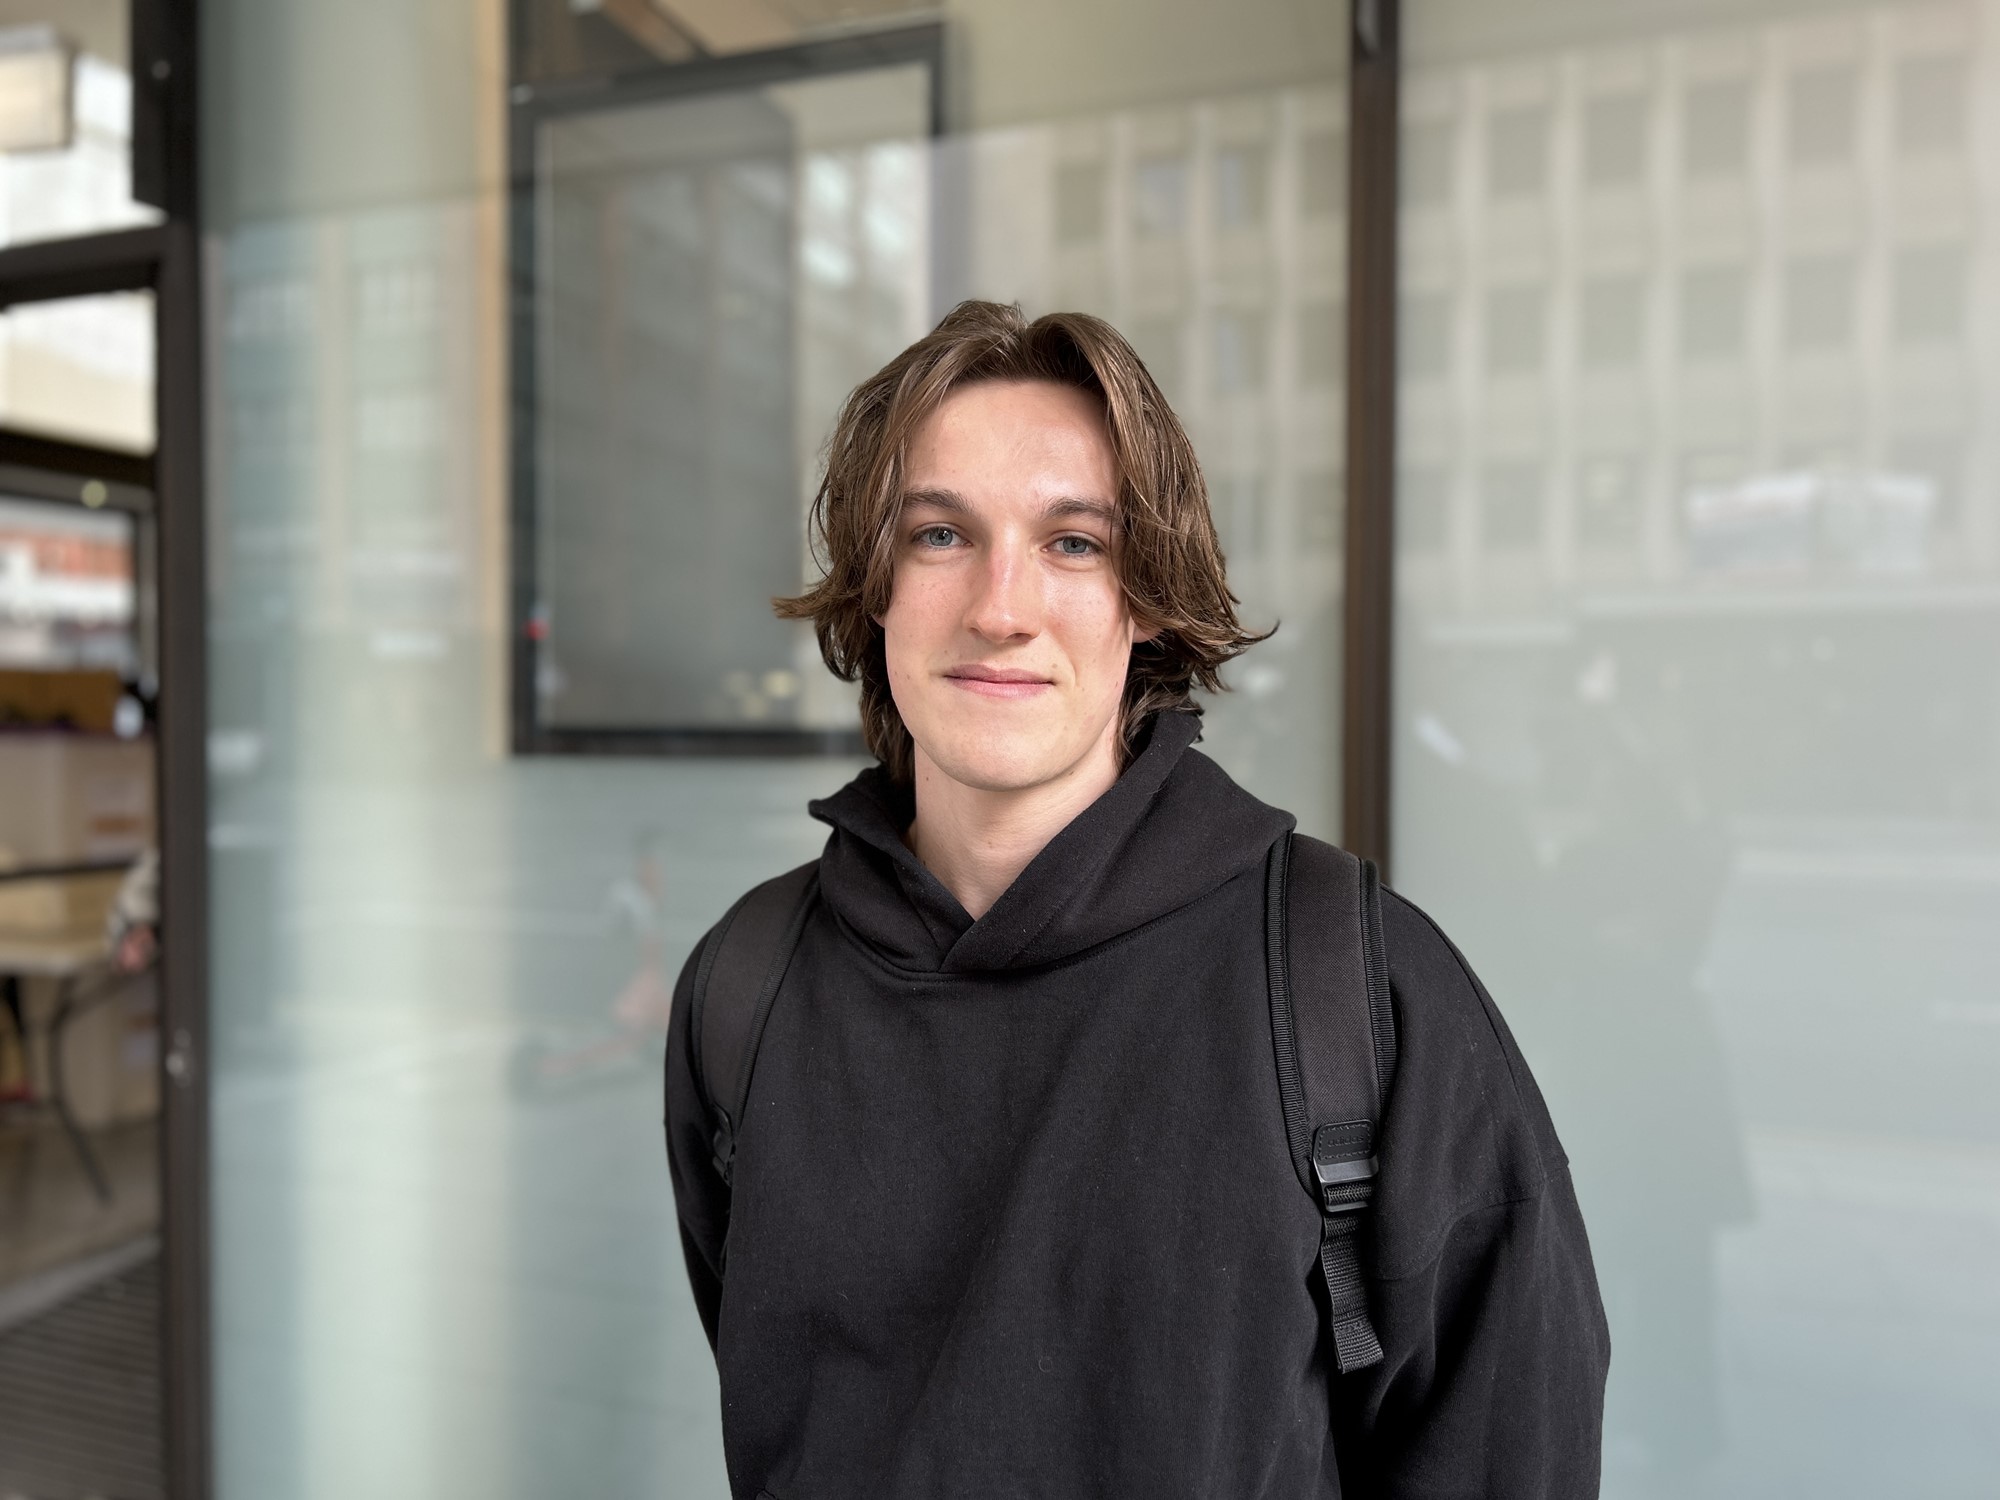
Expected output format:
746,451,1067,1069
775,300,1269,781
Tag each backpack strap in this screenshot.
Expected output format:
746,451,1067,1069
1266,831,1397,1375
691,860,819,1187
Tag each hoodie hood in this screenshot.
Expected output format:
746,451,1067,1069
807,709,1295,974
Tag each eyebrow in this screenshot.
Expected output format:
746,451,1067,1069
901,488,1118,526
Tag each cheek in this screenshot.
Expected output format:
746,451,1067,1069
879,571,948,671
1053,583,1136,689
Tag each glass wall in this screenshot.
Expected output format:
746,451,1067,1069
1392,2,2000,1495
202,1,1345,1494
0,1,160,249
0,289,155,451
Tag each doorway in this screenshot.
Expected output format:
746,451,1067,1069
0,2,205,1497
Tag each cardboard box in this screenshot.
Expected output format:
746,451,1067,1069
0,669,124,734
0,869,122,935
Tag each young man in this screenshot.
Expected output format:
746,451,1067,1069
666,302,1609,1498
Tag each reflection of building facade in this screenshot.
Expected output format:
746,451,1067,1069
1395,0,1995,614
968,86,1350,634
920,0,2000,624
954,85,1349,822
212,210,490,776
1385,10,2000,1492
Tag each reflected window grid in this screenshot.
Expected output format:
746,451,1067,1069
1784,252,1856,352
1581,274,1646,369
1894,53,1966,156
1133,154,1188,238
1680,263,1750,362
1212,308,1268,395
1394,10,2000,604
1214,143,1269,230
1485,282,1548,373
1684,77,1752,178
1296,301,1344,388
1055,158,1107,245
1404,116,1455,206
1576,453,1646,549
1786,63,1858,168
1128,314,1186,403
1891,242,1967,345
1583,92,1649,189
1479,459,1545,549
1299,129,1346,218
1402,290,1455,379
1487,103,1550,198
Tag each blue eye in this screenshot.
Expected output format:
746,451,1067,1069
915,525,957,548
1054,535,1100,557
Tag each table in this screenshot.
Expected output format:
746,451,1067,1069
0,930,121,1203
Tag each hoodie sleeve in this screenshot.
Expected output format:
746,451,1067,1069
665,928,729,1355
1333,892,1612,1499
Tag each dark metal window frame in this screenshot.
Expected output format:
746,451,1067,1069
0,1,208,1496
506,22,944,757
0,229,209,1500
1341,0,1400,877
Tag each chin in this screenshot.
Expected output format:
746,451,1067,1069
924,735,1063,792
915,715,1100,793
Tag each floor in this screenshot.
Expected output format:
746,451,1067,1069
0,1248,163,1500
0,1112,164,1500
0,1115,159,1290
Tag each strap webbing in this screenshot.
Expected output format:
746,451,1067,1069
1271,832,1396,1377
1320,1215,1385,1372
692,861,818,1184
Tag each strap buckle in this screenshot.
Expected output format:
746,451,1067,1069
710,1112,737,1184
1312,1121,1377,1216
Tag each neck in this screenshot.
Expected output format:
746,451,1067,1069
907,725,1123,920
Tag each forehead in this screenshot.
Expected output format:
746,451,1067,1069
903,379,1116,498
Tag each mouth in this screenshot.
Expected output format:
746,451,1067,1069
943,665,1055,699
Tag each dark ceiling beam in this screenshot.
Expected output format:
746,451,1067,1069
0,425,155,489
593,0,703,61
0,225,165,309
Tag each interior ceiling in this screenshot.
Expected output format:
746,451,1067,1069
643,0,934,57
0,0,124,64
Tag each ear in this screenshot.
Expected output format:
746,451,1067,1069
1129,616,1161,646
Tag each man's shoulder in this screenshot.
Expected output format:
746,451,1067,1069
1370,884,1574,1277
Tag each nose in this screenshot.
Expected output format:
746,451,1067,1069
964,535,1041,643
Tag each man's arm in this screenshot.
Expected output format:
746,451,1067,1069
664,930,729,1354
1335,892,1611,1498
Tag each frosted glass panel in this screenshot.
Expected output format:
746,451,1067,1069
204,1,1345,1496
1394,3,2000,1495
948,79,1350,834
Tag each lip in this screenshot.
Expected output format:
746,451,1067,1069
944,665,1054,699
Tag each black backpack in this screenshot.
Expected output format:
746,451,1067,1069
687,830,1397,1375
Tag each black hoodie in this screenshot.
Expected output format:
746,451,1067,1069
666,710,1609,1499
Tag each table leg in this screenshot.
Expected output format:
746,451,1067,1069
48,975,112,1205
